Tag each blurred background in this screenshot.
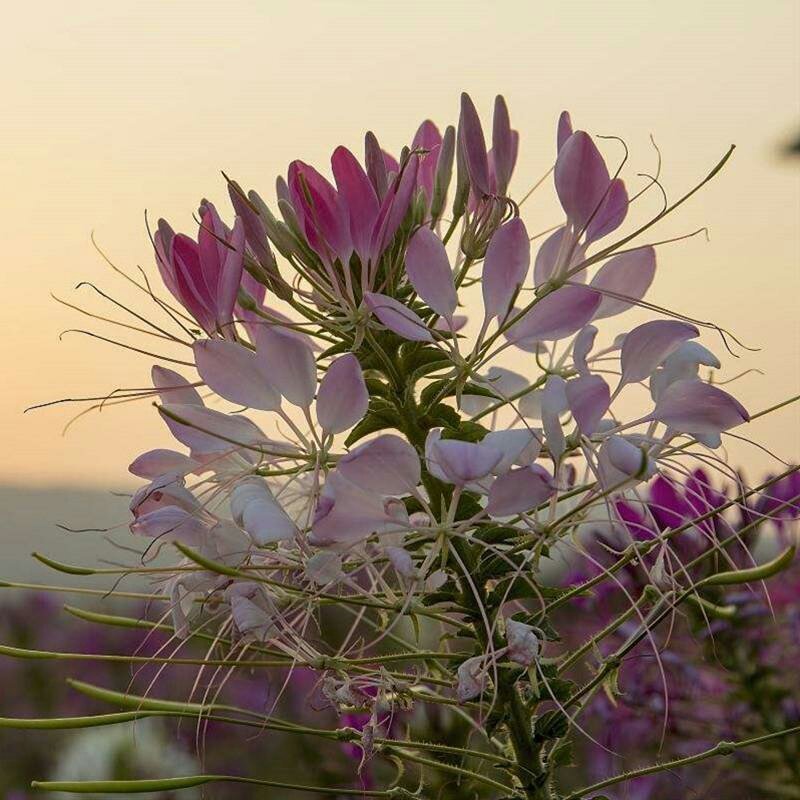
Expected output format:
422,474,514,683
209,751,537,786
0,0,798,795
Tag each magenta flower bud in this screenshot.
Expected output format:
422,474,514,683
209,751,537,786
363,291,433,342
316,353,369,436
486,464,555,517
619,319,699,387
331,146,380,265
404,227,457,321
411,119,443,204
193,339,281,411
369,154,419,264
506,619,541,666
651,378,750,436
431,125,456,223
458,92,491,197
507,285,600,345
556,111,573,152
554,131,611,232
590,246,656,319
364,131,389,200
566,374,611,436
230,479,296,545
337,434,421,495
254,325,317,408
491,95,516,195
482,218,530,320
288,160,352,266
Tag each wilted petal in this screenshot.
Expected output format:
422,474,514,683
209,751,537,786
458,93,490,197
457,656,486,703
486,465,555,517
337,434,421,495
363,291,433,342
482,218,530,320
566,375,610,435
619,320,699,387
591,247,656,319
255,325,317,408
554,131,611,230
651,379,749,436
306,551,345,585
152,365,203,406
194,339,281,411
316,353,369,435
231,479,296,545
405,227,457,320
507,285,600,345
506,620,541,666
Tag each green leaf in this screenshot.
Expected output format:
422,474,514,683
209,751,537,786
344,399,403,447
532,710,569,742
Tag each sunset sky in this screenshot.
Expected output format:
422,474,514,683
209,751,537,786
2,0,798,488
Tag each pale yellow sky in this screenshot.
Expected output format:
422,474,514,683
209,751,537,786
1,0,798,488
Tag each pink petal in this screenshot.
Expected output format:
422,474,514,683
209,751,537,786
554,131,611,231
128,449,199,480
430,438,503,485
573,325,598,376
316,353,369,435
458,93,490,197
216,216,245,332
541,375,568,462
194,339,281,411
255,325,317,408
585,178,628,244
481,429,542,474
651,379,750,435
566,374,610,435
130,506,209,547
507,285,601,344
482,218,530,320
405,227,457,319
332,146,380,263
532,226,587,288
337,434,421,495
159,403,266,459
619,320,699,387
487,465,555,517
231,479,296,545
590,247,656,319
152,366,203,406
363,291,433,342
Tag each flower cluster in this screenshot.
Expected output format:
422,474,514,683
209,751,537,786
10,92,799,799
